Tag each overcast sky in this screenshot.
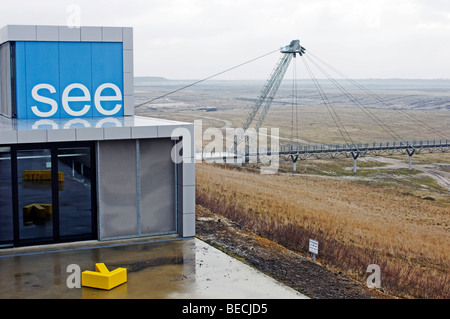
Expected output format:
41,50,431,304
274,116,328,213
1,0,449,80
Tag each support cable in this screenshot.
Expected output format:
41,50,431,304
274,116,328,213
302,58,358,151
306,51,449,140
291,58,296,143
304,54,406,143
294,59,300,143
134,48,281,108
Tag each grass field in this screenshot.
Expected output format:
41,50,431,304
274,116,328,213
196,161,450,299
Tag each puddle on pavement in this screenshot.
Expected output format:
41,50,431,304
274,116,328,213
0,238,306,299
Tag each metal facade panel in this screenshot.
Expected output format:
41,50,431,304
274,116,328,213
0,25,134,118
17,129,47,143
14,41,26,118
91,42,124,117
123,49,133,73
98,140,138,239
5,25,36,41
131,125,157,139
0,43,6,116
58,26,81,41
123,71,134,95
102,27,123,42
36,25,59,41
81,26,102,42
182,213,195,237
124,95,135,116
103,126,131,140
59,42,95,117
59,42,92,117
122,27,133,50
23,41,60,119
139,138,176,235
14,41,124,119
46,128,76,142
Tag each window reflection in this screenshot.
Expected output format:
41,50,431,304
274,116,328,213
17,149,53,241
0,147,13,247
58,147,93,238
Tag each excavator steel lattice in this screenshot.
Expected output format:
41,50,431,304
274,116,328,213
236,40,305,159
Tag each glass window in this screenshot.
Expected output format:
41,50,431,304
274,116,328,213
57,147,93,238
0,147,13,246
17,148,53,242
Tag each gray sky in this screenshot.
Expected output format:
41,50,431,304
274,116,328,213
1,0,449,80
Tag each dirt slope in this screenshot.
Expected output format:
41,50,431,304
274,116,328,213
195,205,392,299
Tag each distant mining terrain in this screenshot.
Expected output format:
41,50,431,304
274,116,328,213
135,78,450,144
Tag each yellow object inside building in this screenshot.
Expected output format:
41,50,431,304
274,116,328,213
23,170,64,182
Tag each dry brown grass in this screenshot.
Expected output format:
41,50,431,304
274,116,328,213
195,162,450,298
142,104,450,144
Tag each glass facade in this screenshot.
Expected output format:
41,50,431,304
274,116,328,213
1,137,182,247
0,142,96,247
57,147,94,238
17,148,54,242
0,147,13,247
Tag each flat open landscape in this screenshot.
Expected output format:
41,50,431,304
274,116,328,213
135,78,449,298
135,78,450,144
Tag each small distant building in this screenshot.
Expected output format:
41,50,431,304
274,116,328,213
0,25,195,248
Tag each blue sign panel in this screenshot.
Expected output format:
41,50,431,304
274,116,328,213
15,41,123,119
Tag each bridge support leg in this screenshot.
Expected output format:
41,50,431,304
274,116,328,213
351,151,360,173
244,136,249,166
406,146,415,171
290,155,299,172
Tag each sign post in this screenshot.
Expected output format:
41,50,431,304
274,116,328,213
309,239,319,263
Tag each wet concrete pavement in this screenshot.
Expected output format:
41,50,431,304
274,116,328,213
0,237,307,299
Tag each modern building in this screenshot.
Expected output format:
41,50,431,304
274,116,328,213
0,25,195,248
